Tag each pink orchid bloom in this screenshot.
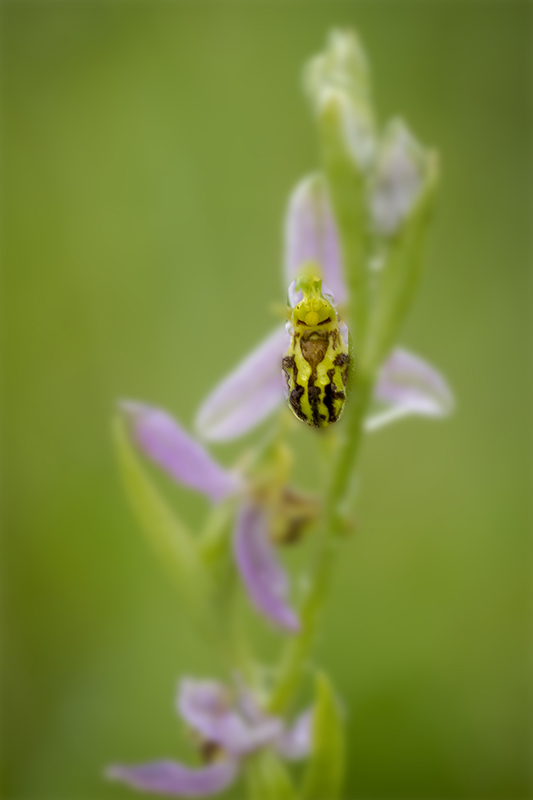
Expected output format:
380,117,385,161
108,677,311,797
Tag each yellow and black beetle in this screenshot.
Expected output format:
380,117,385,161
282,273,350,428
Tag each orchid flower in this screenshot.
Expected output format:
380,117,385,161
120,402,303,633
195,174,453,443
108,677,312,797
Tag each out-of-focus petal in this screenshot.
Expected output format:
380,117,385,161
106,759,239,797
370,347,454,429
120,402,242,502
235,682,268,727
285,175,348,306
276,709,313,761
371,120,425,237
195,328,286,442
234,504,300,634
178,679,282,757
365,405,416,433
178,678,232,732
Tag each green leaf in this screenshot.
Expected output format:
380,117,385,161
245,751,298,800
112,415,214,628
301,673,345,800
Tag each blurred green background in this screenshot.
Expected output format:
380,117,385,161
2,2,531,798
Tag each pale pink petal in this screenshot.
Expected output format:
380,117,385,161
234,504,300,634
285,175,348,305
276,709,313,761
235,683,268,727
120,402,242,502
178,678,282,757
195,328,286,442
106,759,239,797
370,347,454,429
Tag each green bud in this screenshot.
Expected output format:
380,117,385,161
304,29,375,168
364,121,440,370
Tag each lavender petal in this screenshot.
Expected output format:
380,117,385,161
276,709,313,761
120,402,242,502
178,679,282,757
371,347,454,428
234,504,300,633
195,328,286,442
106,759,239,797
285,175,348,306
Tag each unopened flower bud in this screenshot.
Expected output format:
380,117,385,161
370,120,427,236
304,29,376,169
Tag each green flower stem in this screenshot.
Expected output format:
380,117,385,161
319,93,371,362
267,31,381,714
268,366,374,714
